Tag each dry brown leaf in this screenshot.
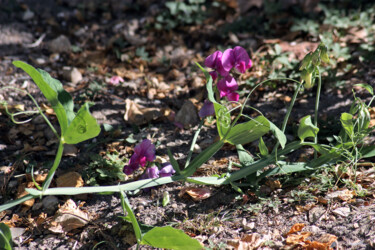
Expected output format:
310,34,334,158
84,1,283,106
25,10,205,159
304,240,331,250
26,173,47,183
124,99,162,126
285,223,305,236
265,179,282,190
16,182,35,209
325,189,355,201
317,234,338,245
296,203,315,213
179,187,212,202
41,103,55,116
286,232,311,245
49,199,89,233
56,172,84,188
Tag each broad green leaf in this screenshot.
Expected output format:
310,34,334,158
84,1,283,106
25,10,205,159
12,61,74,134
258,137,269,156
360,145,375,158
141,226,202,249
214,103,231,139
37,69,75,123
340,113,354,139
236,144,253,166
269,121,286,149
354,83,374,95
62,103,100,144
226,116,270,145
0,223,12,250
297,115,319,142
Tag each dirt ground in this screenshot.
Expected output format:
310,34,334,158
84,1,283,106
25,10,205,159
0,0,375,249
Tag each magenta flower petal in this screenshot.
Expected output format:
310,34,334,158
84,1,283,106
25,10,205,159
145,166,159,179
124,158,140,175
209,71,218,81
159,162,176,177
199,100,215,118
233,46,252,73
221,48,235,72
205,51,222,69
227,92,240,102
134,139,156,163
109,76,124,85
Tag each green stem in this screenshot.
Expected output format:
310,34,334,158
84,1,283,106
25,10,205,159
184,119,204,168
272,81,303,152
120,191,142,246
42,140,64,191
314,67,322,159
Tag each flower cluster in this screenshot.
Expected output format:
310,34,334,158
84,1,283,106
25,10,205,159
124,140,175,181
124,139,156,175
199,46,252,118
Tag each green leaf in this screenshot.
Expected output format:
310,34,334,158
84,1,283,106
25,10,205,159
195,62,216,104
167,149,181,174
340,113,354,139
297,115,319,142
354,83,374,95
258,137,269,156
269,121,286,149
141,226,202,249
214,103,231,139
360,145,375,158
62,103,100,144
162,191,170,207
226,116,270,145
12,61,72,134
120,191,142,243
236,144,253,166
0,223,12,250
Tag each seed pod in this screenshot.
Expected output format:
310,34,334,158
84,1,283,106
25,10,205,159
299,52,312,70
312,50,321,67
301,69,314,89
320,45,330,63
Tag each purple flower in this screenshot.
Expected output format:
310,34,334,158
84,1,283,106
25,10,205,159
204,51,229,76
124,139,156,175
109,76,124,85
199,100,215,118
217,76,239,102
221,46,252,74
143,166,159,179
209,71,218,81
159,162,176,177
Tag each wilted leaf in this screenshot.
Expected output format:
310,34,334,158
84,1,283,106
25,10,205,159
56,172,84,188
179,187,212,202
227,233,264,250
124,99,162,126
286,223,305,236
49,199,89,233
286,232,311,245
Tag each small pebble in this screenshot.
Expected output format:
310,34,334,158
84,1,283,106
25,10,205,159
42,196,59,212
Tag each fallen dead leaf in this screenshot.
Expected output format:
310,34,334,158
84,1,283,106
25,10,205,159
179,187,212,202
286,232,311,245
56,171,84,188
325,189,356,202
16,182,35,210
227,233,264,250
26,172,47,183
49,199,89,233
285,223,305,236
265,179,282,190
124,99,162,126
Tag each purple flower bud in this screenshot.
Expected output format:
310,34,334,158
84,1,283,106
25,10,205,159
144,166,159,179
198,100,215,118
159,162,176,177
124,139,156,175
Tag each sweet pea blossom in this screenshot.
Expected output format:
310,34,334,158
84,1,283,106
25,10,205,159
109,75,124,85
217,76,239,102
141,162,176,179
221,46,252,74
204,51,229,76
159,162,176,177
124,139,156,175
198,100,215,118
